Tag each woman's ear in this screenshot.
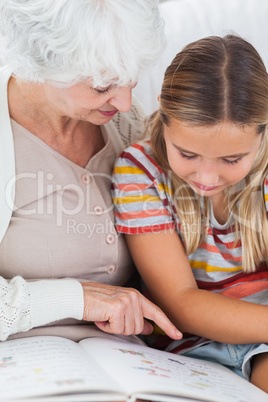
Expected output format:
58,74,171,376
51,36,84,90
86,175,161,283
157,94,160,102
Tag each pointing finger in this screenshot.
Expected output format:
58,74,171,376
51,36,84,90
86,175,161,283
142,298,182,340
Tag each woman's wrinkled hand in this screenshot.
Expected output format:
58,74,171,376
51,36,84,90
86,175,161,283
81,282,182,340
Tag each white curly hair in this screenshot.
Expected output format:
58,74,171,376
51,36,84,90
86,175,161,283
0,0,165,87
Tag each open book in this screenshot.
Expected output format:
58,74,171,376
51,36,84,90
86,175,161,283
0,335,267,401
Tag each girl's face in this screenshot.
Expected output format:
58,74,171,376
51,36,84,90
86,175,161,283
163,119,263,201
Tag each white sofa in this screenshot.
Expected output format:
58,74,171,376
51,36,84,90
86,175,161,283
134,0,268,116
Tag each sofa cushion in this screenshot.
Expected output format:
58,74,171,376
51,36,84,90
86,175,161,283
134,0,268,115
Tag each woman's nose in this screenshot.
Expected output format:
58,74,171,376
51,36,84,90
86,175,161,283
109,86,132,113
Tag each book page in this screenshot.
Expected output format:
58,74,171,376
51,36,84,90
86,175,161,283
0,336,124,400
80,337,268,402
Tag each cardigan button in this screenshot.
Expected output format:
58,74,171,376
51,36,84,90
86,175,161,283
106,233,115,244
81,173,91,184
107,264,117,274
93,206,103,215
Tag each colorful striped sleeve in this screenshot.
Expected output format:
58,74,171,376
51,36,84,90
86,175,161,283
264,174,268,214
112,141,176,234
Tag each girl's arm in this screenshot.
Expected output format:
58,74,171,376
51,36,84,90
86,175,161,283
126,230,268,344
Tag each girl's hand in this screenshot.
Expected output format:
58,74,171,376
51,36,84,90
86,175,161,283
81,282,182,339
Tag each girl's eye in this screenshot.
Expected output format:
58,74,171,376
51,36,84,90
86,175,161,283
179,151,198,160
222,157,242,165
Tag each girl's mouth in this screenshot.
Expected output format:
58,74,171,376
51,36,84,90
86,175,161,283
192,181,220,191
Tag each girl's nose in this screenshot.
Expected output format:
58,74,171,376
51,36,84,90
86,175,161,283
195,161,219,186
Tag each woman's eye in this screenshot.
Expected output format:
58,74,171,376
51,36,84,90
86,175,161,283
222,157,242,165
179,151,197,160
94,87,110,95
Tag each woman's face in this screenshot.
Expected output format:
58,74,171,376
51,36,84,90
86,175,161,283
43,80,137,124
163,119,263,201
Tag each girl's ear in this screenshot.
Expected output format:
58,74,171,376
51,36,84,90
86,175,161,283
157,94,160,102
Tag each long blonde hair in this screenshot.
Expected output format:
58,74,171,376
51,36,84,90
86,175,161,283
149,35,268,272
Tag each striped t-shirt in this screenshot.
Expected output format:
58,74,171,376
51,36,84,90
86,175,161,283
112,140,268,352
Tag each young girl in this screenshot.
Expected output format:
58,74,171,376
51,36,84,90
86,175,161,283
112,34,268,392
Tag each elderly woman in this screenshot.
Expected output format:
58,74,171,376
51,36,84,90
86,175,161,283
0,0,181,343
